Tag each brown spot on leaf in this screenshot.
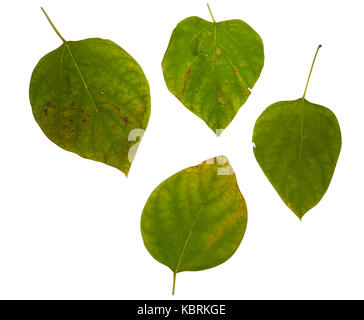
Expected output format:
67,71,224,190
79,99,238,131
46,102,56,109
182,67,192,96
81,109,90,118
103,101,116,107
103,101,122,113
212,59,217,64
122,117,131,125
82,119,87,124
44,108,48,116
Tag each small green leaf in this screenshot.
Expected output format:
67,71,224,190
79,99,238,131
252,45,342,219
162,4,264,135
141,156,247,294
29,8,151,176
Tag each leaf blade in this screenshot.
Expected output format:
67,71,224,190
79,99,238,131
253,99,342,218
30,38,151,175
162,16,264,133
140,156,247,283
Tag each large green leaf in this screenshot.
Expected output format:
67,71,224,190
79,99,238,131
141,156,247,294
252,46,341,219
29,9,150,176
162,5,264,135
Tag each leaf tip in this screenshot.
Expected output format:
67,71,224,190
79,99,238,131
294,210,306,221
122,167,131,178
114,162,131,178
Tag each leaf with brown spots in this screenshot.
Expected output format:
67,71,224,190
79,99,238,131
29,8,150,176
141,156,247,294
162,4,264,135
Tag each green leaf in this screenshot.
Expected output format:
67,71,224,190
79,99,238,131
140,156,247,294
162,4,264,135
29,8,151,176
252,45,341,219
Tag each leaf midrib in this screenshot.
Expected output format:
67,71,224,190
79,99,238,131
65,42,99,113
298,99,305,162
60,41,127,170
174,204,204,274
174,174,235,273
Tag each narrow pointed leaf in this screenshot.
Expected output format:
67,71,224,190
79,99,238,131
162,8,264,134
29,10,150,176
141,156,247,294
252,46,341,219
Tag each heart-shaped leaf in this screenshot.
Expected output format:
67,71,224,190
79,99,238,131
162,4,264,135
252,45,342,219
29,8,151,176
141,156,247,294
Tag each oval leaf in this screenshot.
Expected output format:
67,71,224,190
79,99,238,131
29,10,151,176
253,99,341,219
162,6,264,134
141,156,247,294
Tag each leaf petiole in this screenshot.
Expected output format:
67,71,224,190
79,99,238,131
41,7,67,43
303,44,322,99
172,272,176,295
207,3,216,23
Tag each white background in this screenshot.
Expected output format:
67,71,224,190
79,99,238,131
0,0,363,299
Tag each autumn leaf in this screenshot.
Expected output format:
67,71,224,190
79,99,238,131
162,4,264,135
29,8,151,176
141,156,247,294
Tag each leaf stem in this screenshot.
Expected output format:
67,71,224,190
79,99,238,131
207,3,216,23
41,7,67,43
172,272,176,295
303,44,322,99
